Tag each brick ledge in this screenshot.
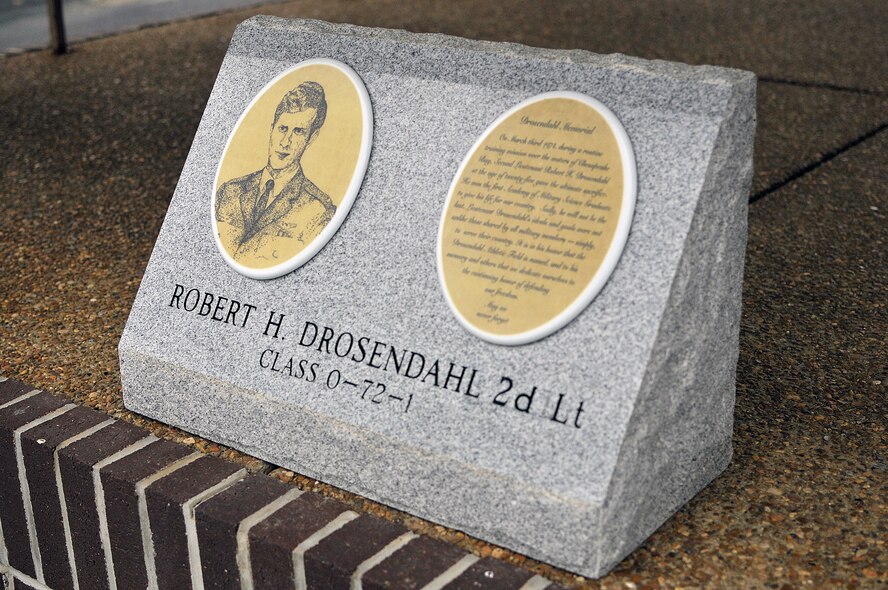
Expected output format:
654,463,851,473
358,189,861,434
0,377,563,590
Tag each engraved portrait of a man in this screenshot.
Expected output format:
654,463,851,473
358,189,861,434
215,81,336,262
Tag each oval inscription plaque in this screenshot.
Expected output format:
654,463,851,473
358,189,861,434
438,92,636,345
213,58,372,279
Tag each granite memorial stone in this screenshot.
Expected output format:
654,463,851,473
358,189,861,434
120,16,755,577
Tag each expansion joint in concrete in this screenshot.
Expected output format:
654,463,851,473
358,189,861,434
750,120,888,204
759,76,887,98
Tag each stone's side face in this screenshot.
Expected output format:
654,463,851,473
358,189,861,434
595,72,755,574
119,16,755,577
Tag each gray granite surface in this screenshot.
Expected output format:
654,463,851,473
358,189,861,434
119,16,755,577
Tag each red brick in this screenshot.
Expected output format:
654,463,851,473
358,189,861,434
248,492,353,590
0,389,69,578
0,378,36,406
58,419,149,590
304,514,406,590
363,535,468,590
195,475,292,590
99,439,193,590
144,455,243,590
8,577,42,590
20,405,110,590
443,557,535,589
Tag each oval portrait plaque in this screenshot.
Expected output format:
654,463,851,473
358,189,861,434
212,58,372,279
438,92,637,345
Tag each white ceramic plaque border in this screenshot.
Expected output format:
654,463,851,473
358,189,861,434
211,58,373,280
437,91,637,345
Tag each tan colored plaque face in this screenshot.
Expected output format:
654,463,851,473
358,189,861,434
212,59,372,279
438,92,636,345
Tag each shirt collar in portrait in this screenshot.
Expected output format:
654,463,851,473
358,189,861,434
261,165,303,200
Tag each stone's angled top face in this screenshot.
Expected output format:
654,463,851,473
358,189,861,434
120,16,754,578
233,16,754,94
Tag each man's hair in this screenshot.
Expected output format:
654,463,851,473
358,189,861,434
273,81,327,138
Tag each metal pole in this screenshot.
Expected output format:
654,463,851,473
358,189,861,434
47,0,67,54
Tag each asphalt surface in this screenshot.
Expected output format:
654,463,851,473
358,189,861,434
0,1,885,588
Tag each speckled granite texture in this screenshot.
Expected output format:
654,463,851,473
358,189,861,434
118,16,754,576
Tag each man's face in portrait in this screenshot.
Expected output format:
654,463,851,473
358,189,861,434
268,108,318,173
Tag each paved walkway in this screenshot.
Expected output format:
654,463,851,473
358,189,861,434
0,0,268,53
1,1,885,587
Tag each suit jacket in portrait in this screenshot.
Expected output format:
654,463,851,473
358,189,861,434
215,169,336,264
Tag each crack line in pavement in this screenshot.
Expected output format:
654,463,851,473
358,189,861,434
759,76,886,97
749,121,888,204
